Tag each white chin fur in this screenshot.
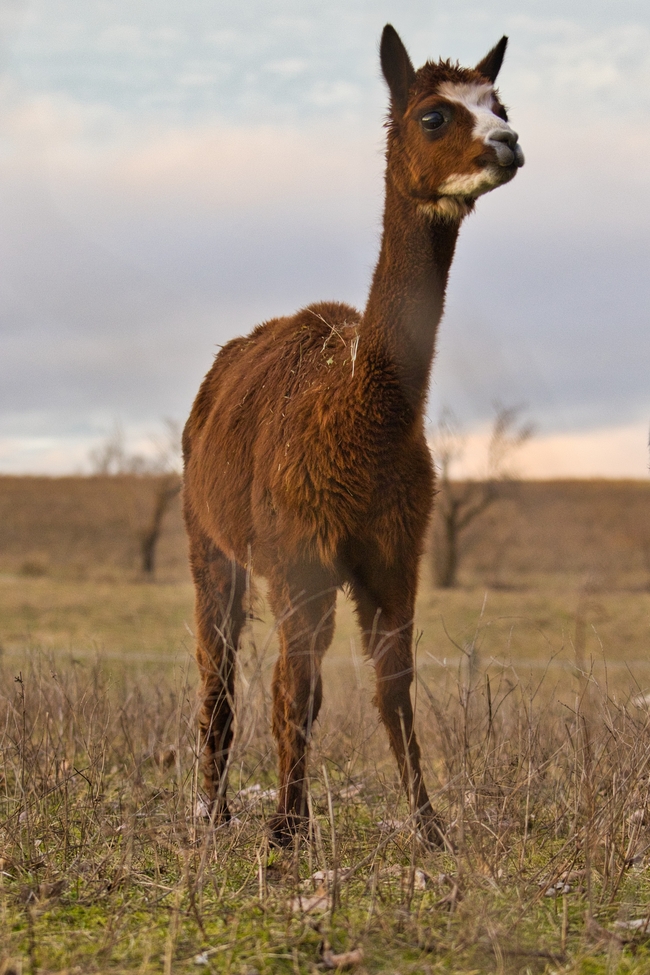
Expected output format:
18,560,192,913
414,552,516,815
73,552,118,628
417,197,473,222
437,167,504,199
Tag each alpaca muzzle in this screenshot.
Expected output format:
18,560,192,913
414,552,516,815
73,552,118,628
487,128,525,168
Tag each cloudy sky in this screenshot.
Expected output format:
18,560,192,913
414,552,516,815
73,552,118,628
0,0,648,477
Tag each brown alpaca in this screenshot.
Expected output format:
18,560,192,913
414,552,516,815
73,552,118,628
183,25,524,844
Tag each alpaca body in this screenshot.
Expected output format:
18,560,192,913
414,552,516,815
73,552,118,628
183,24,523,842
184,298,434,577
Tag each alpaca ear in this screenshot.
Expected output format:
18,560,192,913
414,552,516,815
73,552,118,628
380,24,416,118
475,36,508,83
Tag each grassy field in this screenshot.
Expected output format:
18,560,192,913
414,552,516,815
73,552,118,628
1,476,650,974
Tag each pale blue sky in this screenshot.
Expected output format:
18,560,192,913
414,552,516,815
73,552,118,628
0,0,648,473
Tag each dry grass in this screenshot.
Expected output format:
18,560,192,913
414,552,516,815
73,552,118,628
0,575,194,658
4,625,650,973
0,476,188,581
2,476,650,972
2,571,650,697
457,480,650,590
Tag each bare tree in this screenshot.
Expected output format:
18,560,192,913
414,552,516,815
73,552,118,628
138,420,182,576
626,427,650,590
429,404,534,588
88,421,129,475
89,419,182,577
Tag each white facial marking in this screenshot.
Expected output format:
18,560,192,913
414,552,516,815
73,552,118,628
437,79,515,144
433,80,521,200
437,80,494,110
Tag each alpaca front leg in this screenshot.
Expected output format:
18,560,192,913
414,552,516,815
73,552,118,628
197,643,237,819
352,579,444,846
374,658,442,845
267,583,335,845
189,532,246,820
268,652,322,843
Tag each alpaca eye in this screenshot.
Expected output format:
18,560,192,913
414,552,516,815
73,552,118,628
421,111,445,131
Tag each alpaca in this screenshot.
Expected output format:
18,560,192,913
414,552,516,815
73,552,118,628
182,24,524,844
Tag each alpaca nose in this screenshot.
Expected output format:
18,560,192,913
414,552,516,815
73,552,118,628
487,128,525,168
491,128,518,148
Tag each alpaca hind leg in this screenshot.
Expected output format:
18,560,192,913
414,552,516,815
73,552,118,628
189,532,246,819
352,574,443,846
267,576,336,845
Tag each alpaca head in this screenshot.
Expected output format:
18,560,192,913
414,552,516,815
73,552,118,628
380,25,525,222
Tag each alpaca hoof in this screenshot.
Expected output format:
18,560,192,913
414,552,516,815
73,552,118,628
267,812,307,847
416,805,447,849
196,796,231,824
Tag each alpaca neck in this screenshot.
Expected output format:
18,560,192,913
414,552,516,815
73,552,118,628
363,177,461,413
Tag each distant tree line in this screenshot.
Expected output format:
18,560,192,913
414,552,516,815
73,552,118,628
89,419,182,577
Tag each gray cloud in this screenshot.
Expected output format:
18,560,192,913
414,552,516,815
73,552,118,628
0,0,648,471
